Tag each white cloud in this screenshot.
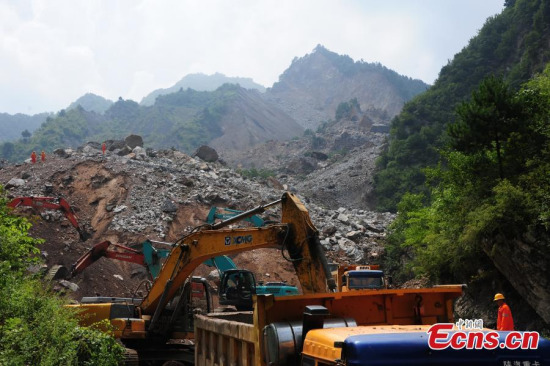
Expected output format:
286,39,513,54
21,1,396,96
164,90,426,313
0,0,503,114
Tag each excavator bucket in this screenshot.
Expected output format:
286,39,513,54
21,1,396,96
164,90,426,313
77,227,92,241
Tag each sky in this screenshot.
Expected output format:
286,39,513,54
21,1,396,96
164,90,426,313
0,0,504,115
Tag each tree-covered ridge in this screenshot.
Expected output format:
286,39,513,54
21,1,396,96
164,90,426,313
140,72,266,106
0,188,124,365
0,85,243,162
374,0,550,211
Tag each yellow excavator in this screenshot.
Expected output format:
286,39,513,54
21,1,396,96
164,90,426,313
68,192,336,363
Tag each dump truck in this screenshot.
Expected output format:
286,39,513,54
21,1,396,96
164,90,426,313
334,264,391,291
195,287,550,366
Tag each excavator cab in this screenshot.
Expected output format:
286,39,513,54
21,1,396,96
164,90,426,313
219,269,257,311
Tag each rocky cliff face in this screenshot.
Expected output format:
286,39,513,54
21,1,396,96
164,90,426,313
482,232,550,324
221,107,388,210
265,45,428,130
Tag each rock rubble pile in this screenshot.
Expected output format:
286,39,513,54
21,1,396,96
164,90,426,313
0,137,395,298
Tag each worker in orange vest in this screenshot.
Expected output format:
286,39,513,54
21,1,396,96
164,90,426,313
41,150,46,162
31,151,37,164
101,142,106,155
494,293,514,331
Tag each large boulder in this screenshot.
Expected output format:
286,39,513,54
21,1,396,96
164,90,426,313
53,148,69,158
194,145,218,162
125,135,143,149
286,157,317,175
105,139,126,151
5,178,25,189
132,146,147,160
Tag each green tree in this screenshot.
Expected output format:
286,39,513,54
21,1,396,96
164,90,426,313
449,76,521,180
21,129,31,142
1,142,15,159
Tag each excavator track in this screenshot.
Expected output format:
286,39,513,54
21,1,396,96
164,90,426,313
44,264,69,282
123,348,139,366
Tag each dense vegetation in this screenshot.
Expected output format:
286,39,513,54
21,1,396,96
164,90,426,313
374,0,550,212
0,188,124,365
384,67,550,284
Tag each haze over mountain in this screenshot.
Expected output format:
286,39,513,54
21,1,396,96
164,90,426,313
140,73,266,106
67,93,114,114
0,112,49,143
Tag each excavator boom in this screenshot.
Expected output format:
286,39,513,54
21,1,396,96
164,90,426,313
70,240,147,278
7,196,90,241
141,192,335,315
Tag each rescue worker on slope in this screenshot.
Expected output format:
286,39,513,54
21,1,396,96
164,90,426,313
30,151,37,164
494,293,515,331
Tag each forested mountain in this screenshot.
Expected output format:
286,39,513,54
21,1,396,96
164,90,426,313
265,45,429,130
0,112,49,143
140,73,266,106
374,0,550,211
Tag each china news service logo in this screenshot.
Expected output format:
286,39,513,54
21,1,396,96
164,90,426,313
427,319,540,351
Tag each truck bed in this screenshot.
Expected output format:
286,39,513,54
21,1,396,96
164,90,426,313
194,286,463,366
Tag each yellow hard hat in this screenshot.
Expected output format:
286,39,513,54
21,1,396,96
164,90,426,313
493,293,505,301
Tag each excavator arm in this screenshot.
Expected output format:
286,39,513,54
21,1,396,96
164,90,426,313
7,196,90,241
141,192,336,316
70,239,173,279
70,240,147,278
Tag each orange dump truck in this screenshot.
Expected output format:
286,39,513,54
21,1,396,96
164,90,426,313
195,286,550,366
334,264,391,292
196,285,460,365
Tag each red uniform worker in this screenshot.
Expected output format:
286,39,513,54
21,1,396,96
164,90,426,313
41,150,46,162
102,142,106,155
494,293,515,331
31,151,37,164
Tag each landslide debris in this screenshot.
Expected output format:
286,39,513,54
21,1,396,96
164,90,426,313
0,142,394,301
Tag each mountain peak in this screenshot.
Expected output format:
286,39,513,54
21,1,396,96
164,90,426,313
67,93,114,114
268,46,428,130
